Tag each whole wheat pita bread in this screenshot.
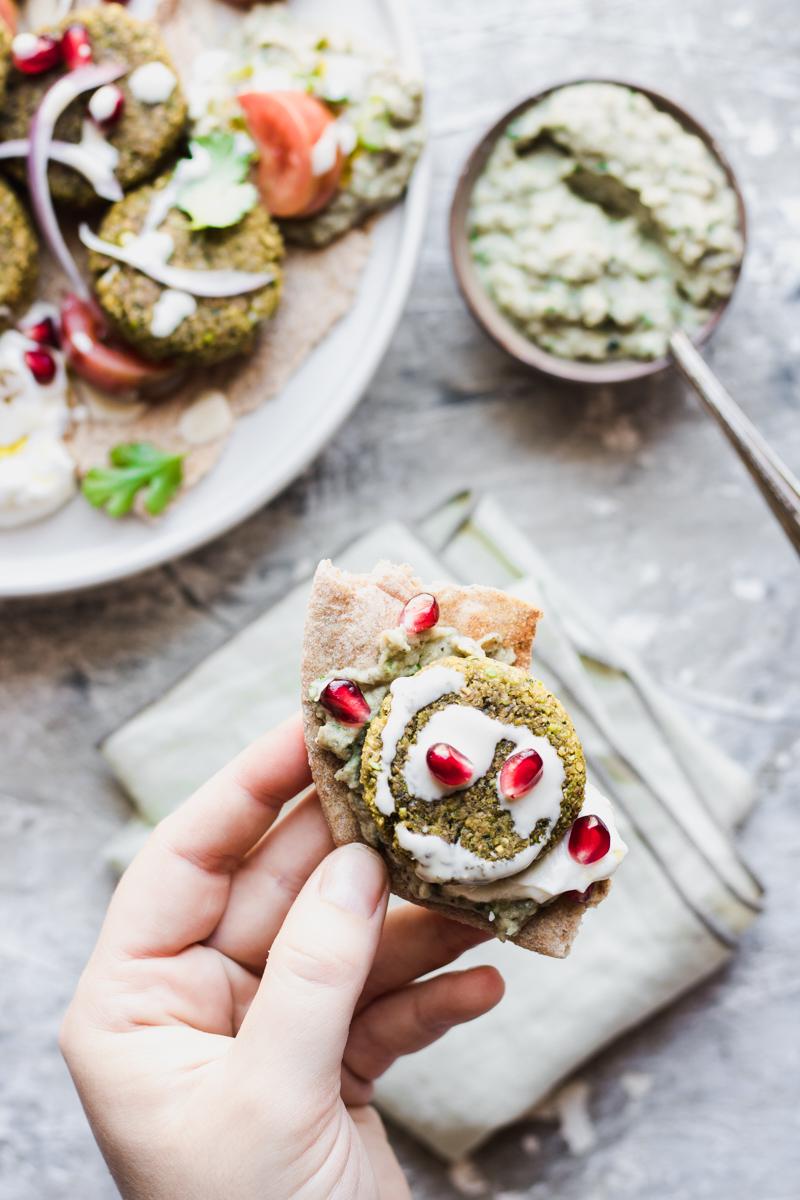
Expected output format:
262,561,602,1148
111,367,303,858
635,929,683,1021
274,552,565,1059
302,560,610,958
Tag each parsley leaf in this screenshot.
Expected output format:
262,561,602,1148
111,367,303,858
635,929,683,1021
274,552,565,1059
82,442,184,518
175,132,258,231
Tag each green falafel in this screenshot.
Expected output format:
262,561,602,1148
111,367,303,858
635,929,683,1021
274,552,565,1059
88,173,283,365
360,655,586,875
0,6,187,208
0,179,38,328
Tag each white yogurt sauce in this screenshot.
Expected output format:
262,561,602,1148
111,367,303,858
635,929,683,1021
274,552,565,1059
310,119,360,176
0,330,75,527
445,784,628,902
150,289,196,338
311,123,340,177
79,118,119,173
375,665,466,815
88,85,121,125
396,825,541,885
403,703,565,838
119,228,174,270
129,61,177,105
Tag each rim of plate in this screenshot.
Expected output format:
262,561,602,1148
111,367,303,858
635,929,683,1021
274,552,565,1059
0,0,430,599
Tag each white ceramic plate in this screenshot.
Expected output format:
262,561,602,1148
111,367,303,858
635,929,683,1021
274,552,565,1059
0,0,429,598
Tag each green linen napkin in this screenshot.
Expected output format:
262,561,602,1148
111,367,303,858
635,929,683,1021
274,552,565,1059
102,493,761,1161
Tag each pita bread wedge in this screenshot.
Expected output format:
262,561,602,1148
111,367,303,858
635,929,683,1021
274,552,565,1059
302,560,616,958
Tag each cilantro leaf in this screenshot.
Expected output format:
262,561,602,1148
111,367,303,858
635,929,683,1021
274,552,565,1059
175,132,258,231
82,442,185,518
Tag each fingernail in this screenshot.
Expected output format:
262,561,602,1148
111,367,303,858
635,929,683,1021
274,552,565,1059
320,844,387,918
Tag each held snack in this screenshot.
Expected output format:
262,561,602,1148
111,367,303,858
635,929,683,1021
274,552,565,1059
302,560,628,957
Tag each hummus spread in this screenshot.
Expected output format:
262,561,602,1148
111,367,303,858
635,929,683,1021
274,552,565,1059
468,82,743,361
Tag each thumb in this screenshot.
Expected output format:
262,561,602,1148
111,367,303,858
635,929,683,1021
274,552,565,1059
235,843,388,1098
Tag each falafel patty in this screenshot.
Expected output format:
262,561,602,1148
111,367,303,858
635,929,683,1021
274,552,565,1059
88,173,284,365
0,179,38,328
360,655,586,880
0,6,187,208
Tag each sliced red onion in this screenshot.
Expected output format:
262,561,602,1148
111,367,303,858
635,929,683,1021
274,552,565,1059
27,62,126,299
0,137,123,202
78,224,276,298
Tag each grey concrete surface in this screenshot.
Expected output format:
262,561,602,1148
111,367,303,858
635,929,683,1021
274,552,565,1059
2,0,799,1197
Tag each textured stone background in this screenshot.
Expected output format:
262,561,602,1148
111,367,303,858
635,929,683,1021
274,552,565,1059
2,0,799,1197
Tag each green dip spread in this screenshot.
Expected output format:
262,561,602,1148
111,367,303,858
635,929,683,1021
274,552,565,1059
468,82,743,361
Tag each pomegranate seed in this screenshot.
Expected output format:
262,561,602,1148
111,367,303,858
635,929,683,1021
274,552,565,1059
564,884,595,904
24,348,57,385
319,679,370,726
401,592,439,635
21,316,60,349
61,23,92,70
426,742,473,788
568,815,611,865
88,83,125,127
12,32,62,74
499,748,543,800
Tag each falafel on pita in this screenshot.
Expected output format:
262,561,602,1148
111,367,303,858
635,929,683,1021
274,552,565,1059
302,560,627,958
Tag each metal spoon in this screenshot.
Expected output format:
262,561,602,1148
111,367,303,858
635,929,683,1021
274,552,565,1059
449,78,800,556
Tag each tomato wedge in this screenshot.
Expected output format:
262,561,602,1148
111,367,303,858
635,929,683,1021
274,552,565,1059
238,90,344,219
61,294,173,394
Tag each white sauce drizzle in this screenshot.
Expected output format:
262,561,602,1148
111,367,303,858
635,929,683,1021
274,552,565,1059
0,329,75,528
311,123,340,177
128,61,177,105
88,85,120,125
79,118,119,172
396,825,540,885
403,703,565,838
149,289,196,338
119,228,174,270
445,784,628,902
375,666,466,815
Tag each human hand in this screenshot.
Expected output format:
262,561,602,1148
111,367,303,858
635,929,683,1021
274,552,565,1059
61,715,504,1199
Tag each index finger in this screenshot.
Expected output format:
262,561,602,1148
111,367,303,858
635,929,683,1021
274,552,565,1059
98,713,312,960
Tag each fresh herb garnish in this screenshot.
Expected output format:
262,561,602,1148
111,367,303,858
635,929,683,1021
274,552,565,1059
82,442,184,518
175,132,258,231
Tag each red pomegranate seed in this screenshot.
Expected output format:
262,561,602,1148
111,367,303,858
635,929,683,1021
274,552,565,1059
401,592,439,635
319,679,370,726
88,83,125,127
499,748,544,800
426,742,473,788
568,815,611,865
61,23,93,70
24,348,57,385
564,884,595,904
21,316,60,349
12,32,62,74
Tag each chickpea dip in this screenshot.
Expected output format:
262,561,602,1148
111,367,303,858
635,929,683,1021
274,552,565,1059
468,82,744,362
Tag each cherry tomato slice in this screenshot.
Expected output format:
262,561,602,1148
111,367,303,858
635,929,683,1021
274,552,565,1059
61,294,172,394
238,90,343,218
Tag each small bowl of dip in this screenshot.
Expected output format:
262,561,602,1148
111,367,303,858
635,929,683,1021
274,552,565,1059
451,81,800,553
449,78,747,385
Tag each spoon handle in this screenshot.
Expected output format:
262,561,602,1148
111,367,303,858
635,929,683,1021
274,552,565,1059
670,329,800,556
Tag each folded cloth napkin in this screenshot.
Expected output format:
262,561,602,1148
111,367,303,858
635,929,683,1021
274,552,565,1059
102,493,762,1162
